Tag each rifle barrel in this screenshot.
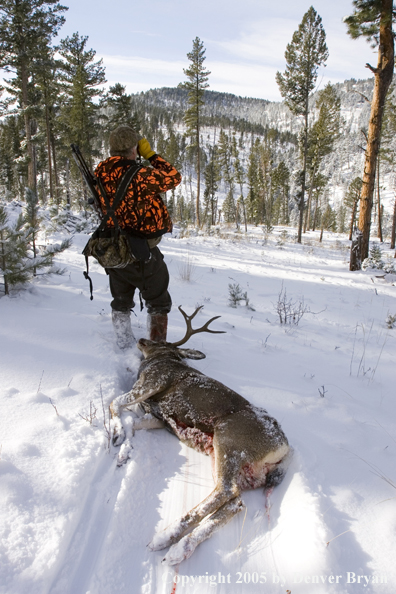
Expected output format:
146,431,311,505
70,144,102,219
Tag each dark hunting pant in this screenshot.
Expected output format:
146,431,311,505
106,246,172,315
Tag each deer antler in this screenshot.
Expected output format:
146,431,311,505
170,306,226,347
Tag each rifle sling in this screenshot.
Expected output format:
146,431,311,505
96,161,142,234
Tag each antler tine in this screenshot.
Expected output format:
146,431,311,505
170,306,225,348
178,304,204,321
200,316,226,334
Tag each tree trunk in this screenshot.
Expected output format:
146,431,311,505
349,199,359,241
21,60,36,193
196,104,200,227
350,227,363,271
391,195,396,250
354,0,394,266
51,134,60,204
0,229,9,295
312,194,319,231
298,104,309,243
377,155,383,241
45,102,54,202
303,192,310,233
66,158,71,207
304,162,319,233
283,189,289,224
238,185,248,232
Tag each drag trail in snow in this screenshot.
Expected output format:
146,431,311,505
1,227,395,594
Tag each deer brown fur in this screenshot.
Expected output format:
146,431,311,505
110,307,291,565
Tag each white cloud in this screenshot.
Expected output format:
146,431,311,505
207,61,282,100
99,19,378,103
207,18,298,67
100,53,282,100
206,17,377,93
101,55,185,78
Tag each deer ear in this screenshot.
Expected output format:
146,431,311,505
178,348,206,360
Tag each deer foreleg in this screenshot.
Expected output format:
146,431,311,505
163,497,244,565
116,414,165,466
110,375,169,446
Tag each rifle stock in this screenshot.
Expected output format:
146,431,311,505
70,144,102,219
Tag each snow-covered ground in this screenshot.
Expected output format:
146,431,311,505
1,226,396,594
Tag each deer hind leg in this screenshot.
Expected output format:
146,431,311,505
149,450,241,552
163,496,244,566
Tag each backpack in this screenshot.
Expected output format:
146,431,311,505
82,161,151,299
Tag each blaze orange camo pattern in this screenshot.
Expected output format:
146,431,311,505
94,155,181,238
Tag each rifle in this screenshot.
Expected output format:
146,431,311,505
70,144,103,219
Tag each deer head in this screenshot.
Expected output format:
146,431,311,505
137,305,226,360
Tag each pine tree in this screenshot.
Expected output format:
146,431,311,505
0,204,34,294
235,155,247,232
246,138,261,224
104,83,139,133
337,203,347,233
24,188,41,271
175,191,188,224
321,203,336,232
344,177,363,240
0,0,67,192
222,190,236,224
58,33,106,174
163,129,183,171
156,129,167,156
380,83,396,249
272,161,290,225
257,139,273,231
310,173,328,231
276,6,328,243
0,115,24,198
34,49,63,204
179,37,211,228
23,188,72,276
218,129,236,225
203,143,220,226
345,0,395,267
305,83,341,231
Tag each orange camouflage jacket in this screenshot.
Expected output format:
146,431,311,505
94,154,181,238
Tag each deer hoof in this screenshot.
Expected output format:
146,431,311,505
148,532,171,552
116,439,133,466
112,426,126,447
162,535,196,566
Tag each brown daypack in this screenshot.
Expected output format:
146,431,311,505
82,162,151,299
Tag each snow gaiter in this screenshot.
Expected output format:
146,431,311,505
147,313,168,343
112,310,135,349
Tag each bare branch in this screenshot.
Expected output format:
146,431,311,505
100,385,111,450
365,62,378,74
351,90,371,103
48,397,59,416
360,128,368,143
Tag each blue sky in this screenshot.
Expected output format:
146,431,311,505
58,0,377,101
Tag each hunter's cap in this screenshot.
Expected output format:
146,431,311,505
109,126,142,156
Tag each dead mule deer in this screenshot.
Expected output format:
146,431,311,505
110,306,291,565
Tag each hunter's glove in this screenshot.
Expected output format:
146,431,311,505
138,138,156,160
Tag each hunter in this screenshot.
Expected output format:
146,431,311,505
94,125,181,348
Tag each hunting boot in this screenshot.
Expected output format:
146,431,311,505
148,313,168,343
112,310,135,350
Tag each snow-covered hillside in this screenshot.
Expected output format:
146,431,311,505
131,79,396,219
1,222,395,594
